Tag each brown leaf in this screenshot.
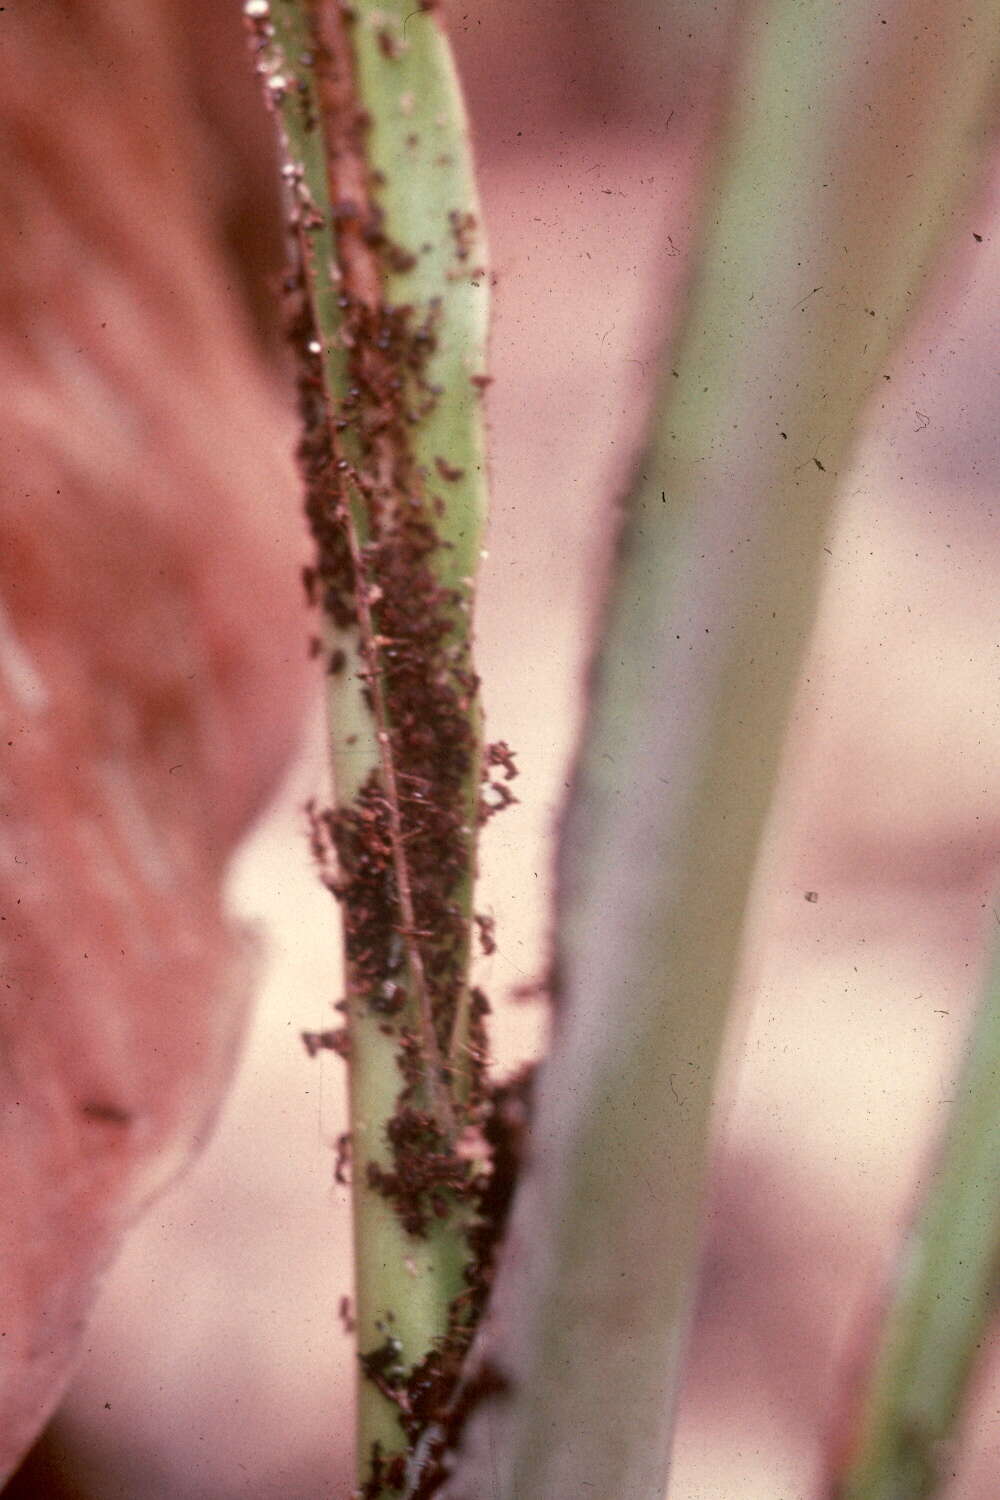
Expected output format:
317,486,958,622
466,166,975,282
0,0,308,1475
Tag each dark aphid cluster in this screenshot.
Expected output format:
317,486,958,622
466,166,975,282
359,1440,407,1498
288,284,359,631
366,1107,473,1237
372,1065,535,1498
480,738,519,821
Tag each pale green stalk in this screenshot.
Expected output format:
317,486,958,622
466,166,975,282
442,5,1000,1498
246,4,490,1493
829,922,1000,1500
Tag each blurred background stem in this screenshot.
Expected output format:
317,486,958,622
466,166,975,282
442,4,1000,1498
828,918,1000,1500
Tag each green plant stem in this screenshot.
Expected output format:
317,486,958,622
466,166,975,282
246,3,490,1492
828,923,1000,1500
442,5,1000,1498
